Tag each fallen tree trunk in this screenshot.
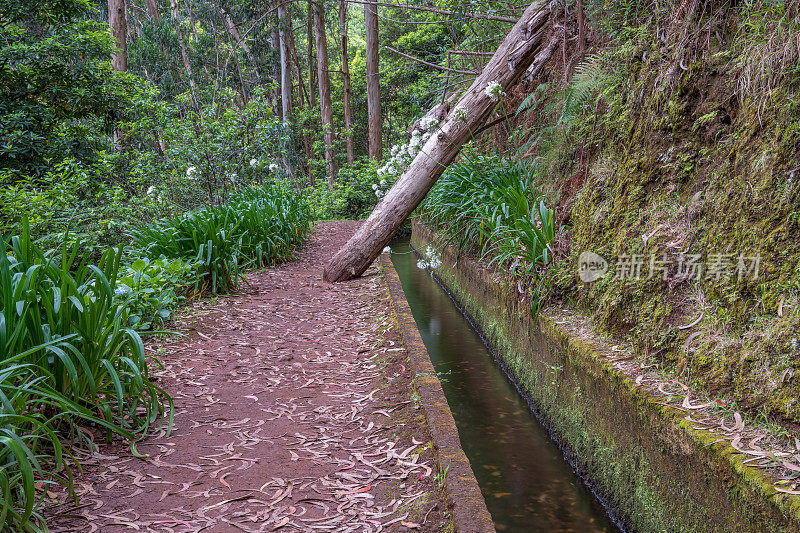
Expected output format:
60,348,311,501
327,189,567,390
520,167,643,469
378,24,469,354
323,1,552,282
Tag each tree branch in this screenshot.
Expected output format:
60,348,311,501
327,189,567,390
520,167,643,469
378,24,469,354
384,46,478,75
346,0,518,23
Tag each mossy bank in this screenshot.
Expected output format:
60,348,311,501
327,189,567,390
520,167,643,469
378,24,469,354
412,221,800,533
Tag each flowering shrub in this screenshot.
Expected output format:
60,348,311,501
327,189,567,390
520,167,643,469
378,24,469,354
374,116,439,197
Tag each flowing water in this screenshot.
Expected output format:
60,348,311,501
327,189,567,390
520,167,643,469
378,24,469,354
390,239,618,532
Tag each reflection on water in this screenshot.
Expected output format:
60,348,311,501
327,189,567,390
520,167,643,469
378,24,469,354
390,239,617,532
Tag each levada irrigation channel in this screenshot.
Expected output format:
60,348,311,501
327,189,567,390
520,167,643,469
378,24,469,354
390,238,618,532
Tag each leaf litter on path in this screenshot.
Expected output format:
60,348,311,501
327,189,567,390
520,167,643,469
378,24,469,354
45,222,447,532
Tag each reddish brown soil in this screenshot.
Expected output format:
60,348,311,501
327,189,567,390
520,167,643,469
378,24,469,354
46,221,449,533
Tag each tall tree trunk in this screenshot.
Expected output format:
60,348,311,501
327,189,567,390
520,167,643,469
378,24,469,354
340,0,354,165
108,0,127,149
221,8,262,81
277,0,295,179
108,0,127,72
323,1,551,282
307,2,317,108
270,18,282,120
169,0,198,107
364,0,382,160
145,0,160,20
278,0,292,123
314,0,337,185
577,0,586,51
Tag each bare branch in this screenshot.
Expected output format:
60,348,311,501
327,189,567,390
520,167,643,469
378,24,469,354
345,0,518,23
384,46,478,75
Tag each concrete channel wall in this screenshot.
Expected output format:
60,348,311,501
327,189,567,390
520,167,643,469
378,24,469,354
380,252,496,533
411,221,800,533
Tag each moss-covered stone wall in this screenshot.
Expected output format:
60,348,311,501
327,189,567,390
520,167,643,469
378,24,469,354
413,221,800,532
538,8,800,427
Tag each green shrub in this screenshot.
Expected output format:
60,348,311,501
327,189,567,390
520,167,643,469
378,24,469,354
422,156,558,313
114,257,202,330
0,219,172,530
304,159,380,220
131,183,311,294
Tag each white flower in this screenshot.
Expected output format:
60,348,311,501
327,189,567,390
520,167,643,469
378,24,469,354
417,260,429,270
382,246,391,254
377,168,385,177
420,116,438,131
186,166,197,178
114,285,130,296
375,190,382,198
269,163,280,172
454,106,468,121
250,158,258,167
391,145,399,156
372,183,379,190
380,179,386,186
420,116,439,131
485,80,505,102
147,186,156,196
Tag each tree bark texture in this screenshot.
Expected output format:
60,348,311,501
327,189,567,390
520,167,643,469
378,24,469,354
221,8,261,81
364,0,382,160
278,0,292,123
169,0,198,107
144,0,160,20
340,0,354,165
314,0,337,185
109,0,127,71
323,1,551,282
307,2,317,108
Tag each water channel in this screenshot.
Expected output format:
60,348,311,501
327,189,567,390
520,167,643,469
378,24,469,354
390,238,619,532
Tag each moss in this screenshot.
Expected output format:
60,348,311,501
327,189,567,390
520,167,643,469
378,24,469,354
544,23,800,427
414,223,800,532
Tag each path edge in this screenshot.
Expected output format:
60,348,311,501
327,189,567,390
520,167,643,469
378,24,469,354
379,253,496,533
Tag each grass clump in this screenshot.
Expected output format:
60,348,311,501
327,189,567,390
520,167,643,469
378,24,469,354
1,219,172,531
422,157,557,313
131,183,312,294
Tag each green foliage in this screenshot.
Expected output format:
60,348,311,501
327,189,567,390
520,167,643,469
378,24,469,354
131,183,311,294
304,159,379,220
0,0,152,175
0,158,170,260
422,157,557,313
0,218,172,530
114,257,202,330
124,87,288,207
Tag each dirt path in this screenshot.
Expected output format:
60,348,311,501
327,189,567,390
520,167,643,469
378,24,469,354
47,221,449,533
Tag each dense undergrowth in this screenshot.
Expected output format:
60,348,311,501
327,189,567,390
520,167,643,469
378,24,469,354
0,182,310,530
411,0,800,431
132,183,312,294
